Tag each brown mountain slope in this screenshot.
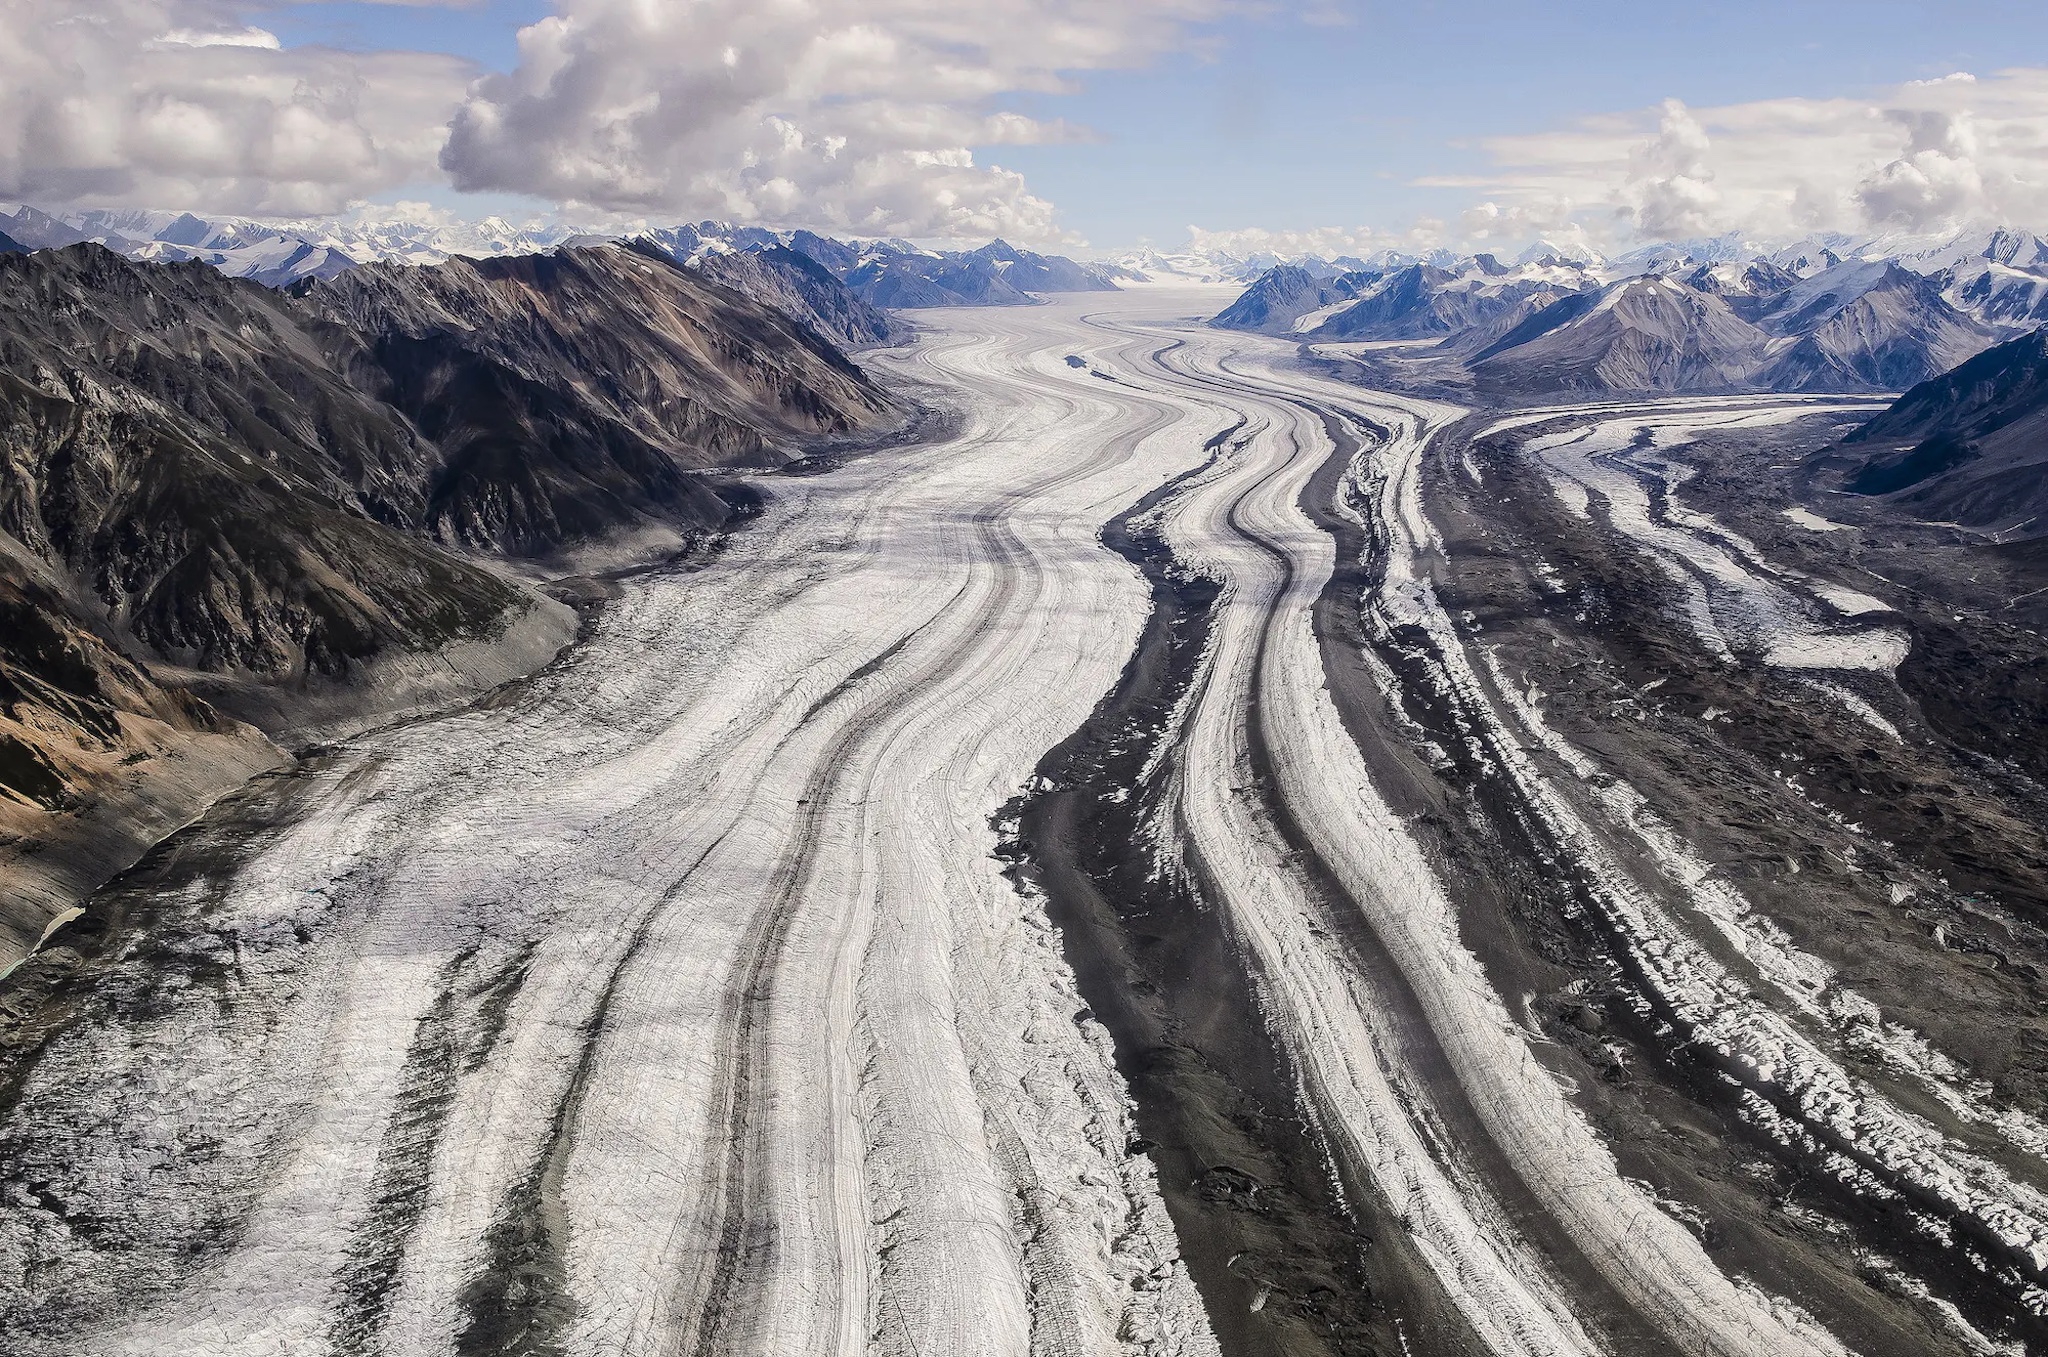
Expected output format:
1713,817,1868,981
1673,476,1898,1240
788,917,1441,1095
0,241,902,969
0,563,279,969
1813,326,2048,538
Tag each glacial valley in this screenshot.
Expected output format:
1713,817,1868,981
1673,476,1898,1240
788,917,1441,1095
4,284,2048,1357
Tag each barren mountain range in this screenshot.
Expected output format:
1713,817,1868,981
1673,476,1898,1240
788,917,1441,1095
0,239,900,966
0,203,1130,309
1214,233,2048,401
1811,325,2048,537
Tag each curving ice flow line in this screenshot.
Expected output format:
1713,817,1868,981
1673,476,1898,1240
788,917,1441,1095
1464,400,2048,1169
7,289,2035,1357
1094,318,1855,1357
1273,359,2048,1335
1504,405,1904,674
0,298,1230,1357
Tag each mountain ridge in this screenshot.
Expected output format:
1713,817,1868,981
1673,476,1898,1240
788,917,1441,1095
1812,327,2048,538
0,240,903,967
1215,242,2007,396
0,204,1126,313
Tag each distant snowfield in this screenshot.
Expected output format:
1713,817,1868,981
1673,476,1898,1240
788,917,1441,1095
1785,505,1856,532
3,292,2043,1357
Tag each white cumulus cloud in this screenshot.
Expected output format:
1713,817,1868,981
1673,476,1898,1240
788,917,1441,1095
9,0,1232,240
0,1,475,215
1185,68,2048,262
438,0,1226,240
1458,66,2048,245
1626,99,1720,239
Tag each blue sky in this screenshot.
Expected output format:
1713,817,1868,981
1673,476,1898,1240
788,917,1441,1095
991,1,2048,246
267,1,552,70
246,0,2048,249
18,1,2048,250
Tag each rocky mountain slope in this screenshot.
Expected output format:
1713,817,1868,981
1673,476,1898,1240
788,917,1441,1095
1674,258,1806,319
0,246,534,680
1940,230,2048,331
0,563,279,968
299,242,895,553
834,238,1123,307
626,226,1127,310
1465,259,1989,394
686,244,900,349
1212,254,1602,345
1471,273,1770,391
0,241,900,968
1189,223,2048,329
1814,326,2048,538
1319,257,1588,345
955,238,1121,294
1755,259,1992,390
1220,244,1999,396
1206,263,1368,332
0,204,356,287
0,203,587,287
0,207,87,252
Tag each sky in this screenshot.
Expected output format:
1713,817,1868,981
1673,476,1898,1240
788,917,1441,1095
7,1,2048,255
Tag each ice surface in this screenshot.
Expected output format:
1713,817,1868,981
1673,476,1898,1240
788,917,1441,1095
1119,328,1861,1357
0,296,1229,1357
1784,506,1855,532
1510,404,1904,675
